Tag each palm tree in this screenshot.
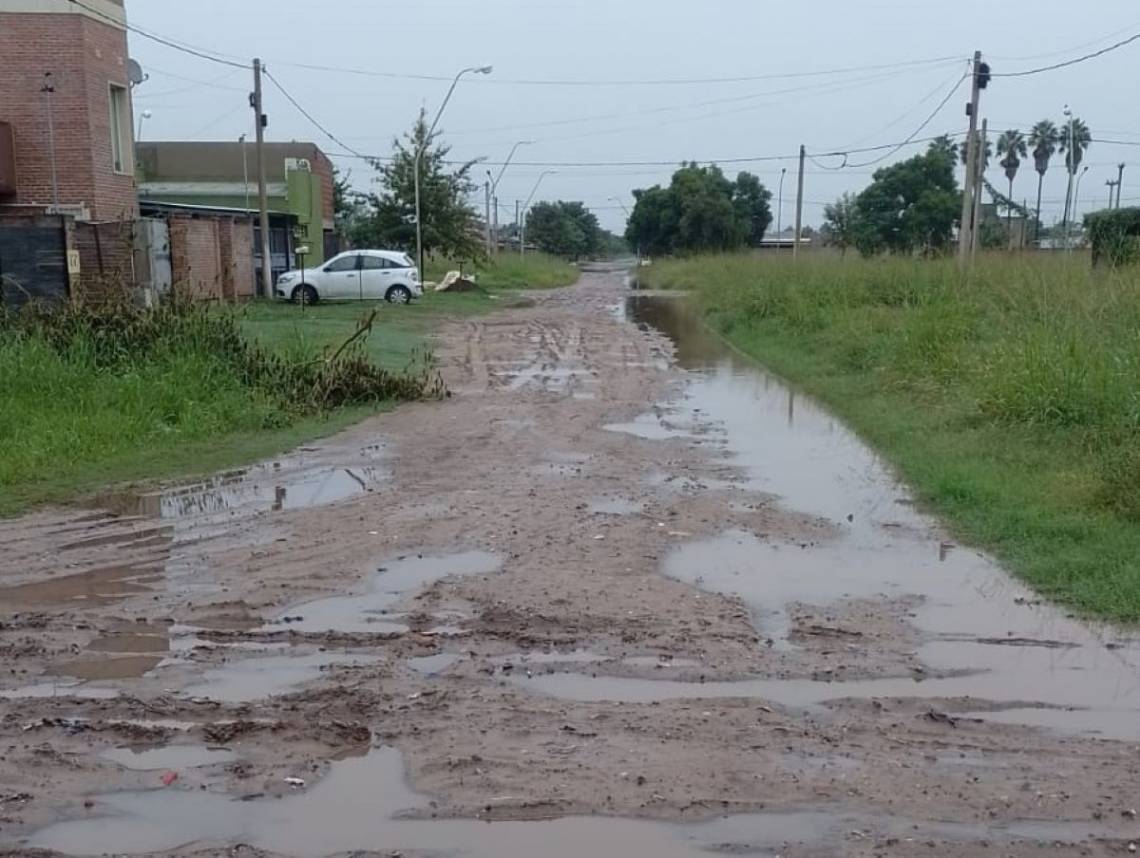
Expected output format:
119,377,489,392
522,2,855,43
1028,120,1060,242
1059,116,1092,227
960,131,992,172
929,134,959,166
996,129,1028,244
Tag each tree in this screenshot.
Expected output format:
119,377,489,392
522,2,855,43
822,192,859,256
1028,120,1061,243
996,129,1027,243
1059,116,1092,226
960,130,993,172
351,110,482,259
851,145,959,256
626,163,771,255
929,134,959,167
526,201,602,259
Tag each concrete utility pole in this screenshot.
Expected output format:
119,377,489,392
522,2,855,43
488,140,533,254
971,119,987,262
1107,180,1119,208
793,145,805,260
1117,163,1126,208
252,58,272,300
776,168,787,250
958,51,984,265
484,176,492,256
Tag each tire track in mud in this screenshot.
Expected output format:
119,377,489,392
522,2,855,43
2,270,1139,857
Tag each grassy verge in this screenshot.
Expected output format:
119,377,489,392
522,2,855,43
642,252,1140,622
0,292,495,517
426,252,579,290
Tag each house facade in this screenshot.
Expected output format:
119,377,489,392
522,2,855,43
0,0,138,221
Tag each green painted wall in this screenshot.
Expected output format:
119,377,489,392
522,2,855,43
286,167,325,265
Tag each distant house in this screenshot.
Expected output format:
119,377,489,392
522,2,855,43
136,141,338,282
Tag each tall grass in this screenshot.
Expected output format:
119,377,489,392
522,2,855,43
0,297,444,514
642,253,1140,620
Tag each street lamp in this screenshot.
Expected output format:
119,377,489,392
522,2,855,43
1062,105,1075,233
136,109,152,142
520,169,556,257
487,140,533,253
414,65,493,282
1072,165,1091,249
776,167,787,250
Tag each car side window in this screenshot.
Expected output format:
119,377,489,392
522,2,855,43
325,255,359,273
360,256,388,270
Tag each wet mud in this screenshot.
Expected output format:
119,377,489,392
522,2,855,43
3,271,1139,857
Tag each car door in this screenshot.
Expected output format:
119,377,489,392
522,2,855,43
318,253,361,299
358,255,393,299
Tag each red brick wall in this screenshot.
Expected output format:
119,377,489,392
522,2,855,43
0,11,137,220
73,219,134,299
311,149,335,225
230,219,254,300
169,216,223,300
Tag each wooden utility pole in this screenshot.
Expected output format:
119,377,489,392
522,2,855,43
971,118,987,262
252,59,272,300
958,51,984,265
792,144,805,260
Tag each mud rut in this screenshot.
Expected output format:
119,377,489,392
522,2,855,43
1,269,1138,857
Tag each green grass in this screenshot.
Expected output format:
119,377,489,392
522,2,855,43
426,252,579,290
642,252,1140,622
0,292,500,517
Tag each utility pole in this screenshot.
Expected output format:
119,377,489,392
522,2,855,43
515,200,520,254
1117,163,1126,208
1107,180,1118,208
484,177,492,256
776,168,787,249
958,51,986,265
252,59,272,300
792,144,805,260
971,118,987,262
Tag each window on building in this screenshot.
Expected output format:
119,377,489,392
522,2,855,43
109,85,132,174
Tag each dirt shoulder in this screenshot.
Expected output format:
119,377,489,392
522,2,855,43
1,270,1138,857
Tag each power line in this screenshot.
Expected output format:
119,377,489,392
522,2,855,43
993,31,1140,77
264,71,367,159
68,0,249,69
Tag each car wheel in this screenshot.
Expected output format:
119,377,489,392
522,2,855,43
386,285,412,305
291,284,319,306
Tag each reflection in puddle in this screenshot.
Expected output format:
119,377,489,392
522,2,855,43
620,295,1140,740
177,652,373,704
407,653,462,675
266,550,500,635
47,656,165,681
0,564,162,606
102,745,238,771
31,746,1126,857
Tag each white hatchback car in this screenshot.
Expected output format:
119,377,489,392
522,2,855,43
275,250,422,304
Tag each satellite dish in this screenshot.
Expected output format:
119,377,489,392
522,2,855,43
127,59,147,87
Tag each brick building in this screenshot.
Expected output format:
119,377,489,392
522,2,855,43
0,0,138,221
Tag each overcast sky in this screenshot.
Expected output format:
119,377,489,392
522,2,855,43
128,0,1140,233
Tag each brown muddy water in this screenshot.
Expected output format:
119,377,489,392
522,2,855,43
508,294,1140,742
29,745,1126,857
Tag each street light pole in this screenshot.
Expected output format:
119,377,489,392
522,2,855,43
136,109,152,142
414,65,493,282
520,169,556,258
1072,165,1090,249
1061,105,1075,238
776,167,787,250
487,140,533,253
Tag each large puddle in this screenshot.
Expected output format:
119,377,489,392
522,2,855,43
566,295,1140,740
29,745,1126,856
265,550,501,635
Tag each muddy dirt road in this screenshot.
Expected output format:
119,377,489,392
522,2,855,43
2,268,1139,857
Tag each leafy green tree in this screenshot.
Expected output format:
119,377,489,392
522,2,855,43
526,201,602,259
997,129,1028,241
626,163,771,255
822,192,860,256
929,134,959,167
1028,120,1061,242
852,146,959,256
351,110,482,259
